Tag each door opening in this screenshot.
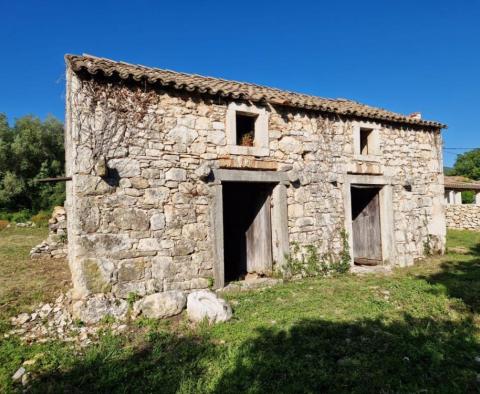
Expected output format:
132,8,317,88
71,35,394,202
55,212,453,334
351,185,383,265
222,182,275,283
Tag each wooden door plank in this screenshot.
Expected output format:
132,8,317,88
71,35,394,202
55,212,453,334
352,187,382,264
246,195,272,274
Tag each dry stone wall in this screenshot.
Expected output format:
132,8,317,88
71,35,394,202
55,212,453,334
30,206,68,259
65,70,445,300
446,204,480,230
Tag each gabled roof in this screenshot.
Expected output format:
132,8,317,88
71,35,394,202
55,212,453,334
444,176,480,190
65,54,445,129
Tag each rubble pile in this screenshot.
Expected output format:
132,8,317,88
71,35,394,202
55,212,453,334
30,206,68,259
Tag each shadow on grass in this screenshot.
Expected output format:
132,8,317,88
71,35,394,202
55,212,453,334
469,242,480,256
213,316,479,393
425,243,480,313
31,315,479,393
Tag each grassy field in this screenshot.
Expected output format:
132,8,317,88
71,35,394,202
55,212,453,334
1,227,480,393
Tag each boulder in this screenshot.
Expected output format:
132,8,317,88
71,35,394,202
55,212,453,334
187,290,232,324
134,291,186,319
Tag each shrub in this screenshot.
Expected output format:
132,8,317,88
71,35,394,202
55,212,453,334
10,210,31,223
31,210,51,227
0,212,12,221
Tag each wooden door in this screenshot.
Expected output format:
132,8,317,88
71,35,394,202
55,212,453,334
246,195,272,274
352,187,382,265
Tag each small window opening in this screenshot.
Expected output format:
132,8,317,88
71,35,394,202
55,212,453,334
236,113,257,146
360,128,372,155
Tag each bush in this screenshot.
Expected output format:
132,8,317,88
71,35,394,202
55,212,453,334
10,210,31,223
31,210,51,227
0,212,12,221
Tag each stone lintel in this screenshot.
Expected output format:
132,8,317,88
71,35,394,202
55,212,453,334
347,162,383,176
217,156,278,171
212,169,288,183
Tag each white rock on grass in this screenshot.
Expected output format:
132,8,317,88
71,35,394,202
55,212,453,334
12,367,25,382
15,313,30,325
134,291,186,319
187,290,232,324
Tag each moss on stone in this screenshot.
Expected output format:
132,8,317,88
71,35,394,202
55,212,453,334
82,259,111,293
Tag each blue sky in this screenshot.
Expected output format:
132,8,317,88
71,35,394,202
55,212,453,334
1,0,479,166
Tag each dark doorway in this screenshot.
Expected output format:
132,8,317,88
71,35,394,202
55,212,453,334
351,185,382,265
222,182,275,283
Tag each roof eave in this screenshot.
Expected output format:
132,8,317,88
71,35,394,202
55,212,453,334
65,54,447,129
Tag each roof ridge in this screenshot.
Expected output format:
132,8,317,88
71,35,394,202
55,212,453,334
65,54,446,128
76,54,338,103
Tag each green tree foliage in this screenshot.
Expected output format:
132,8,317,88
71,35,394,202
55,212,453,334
462,190,475,204
0,114,64,213
452,148,480,180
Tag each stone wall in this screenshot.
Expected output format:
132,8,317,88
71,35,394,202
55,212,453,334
65,69,445,300
446,204,480,230
30,206,68,259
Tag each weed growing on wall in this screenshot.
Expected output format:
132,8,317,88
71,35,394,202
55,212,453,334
422,211,433,256
126,292,140,309
330,229,351,274
282,230,351,279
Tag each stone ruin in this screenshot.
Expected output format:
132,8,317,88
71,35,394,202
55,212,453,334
30,206,68,259
59,54,448,323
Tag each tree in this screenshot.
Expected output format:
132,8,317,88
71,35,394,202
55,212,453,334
0,113,65,213
452,149,480,180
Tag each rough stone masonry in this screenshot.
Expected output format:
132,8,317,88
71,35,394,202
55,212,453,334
446,205,480,230
30,206,68,259
64,54,447,302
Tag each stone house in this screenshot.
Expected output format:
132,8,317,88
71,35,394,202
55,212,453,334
65,54,446,300
444,176,480,230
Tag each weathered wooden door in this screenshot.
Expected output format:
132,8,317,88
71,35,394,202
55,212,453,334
246,195,272,274
352,187,382,265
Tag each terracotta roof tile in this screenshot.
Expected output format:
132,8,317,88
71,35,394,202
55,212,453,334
444,176,480,190
65,54,445,129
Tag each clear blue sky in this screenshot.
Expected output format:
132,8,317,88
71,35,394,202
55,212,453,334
2,0,479,166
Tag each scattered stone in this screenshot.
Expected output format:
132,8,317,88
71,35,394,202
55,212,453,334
15,313,31,325
134,291,186,319
30,206,67,259
21,372,30,386
39,304,53,318
7,291,125,346
12,367,25,382
187,290,232,324
72,294,128,325
16,222,35,228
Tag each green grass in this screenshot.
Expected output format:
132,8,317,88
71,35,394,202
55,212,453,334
1,229,480,393
0,226,71,326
